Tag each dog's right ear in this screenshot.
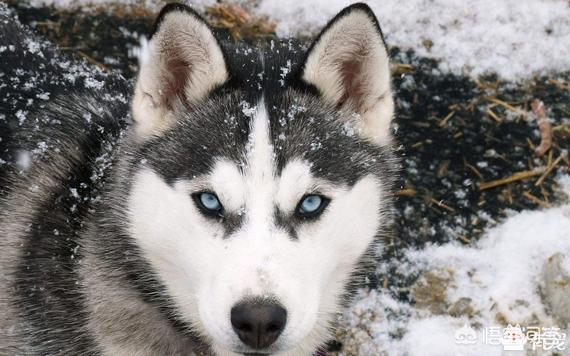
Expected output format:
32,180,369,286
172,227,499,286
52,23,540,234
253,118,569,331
300,4,393,144
132,4,228,138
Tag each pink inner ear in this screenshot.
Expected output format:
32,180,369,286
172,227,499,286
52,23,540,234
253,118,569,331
159,55,191,110
337,47,370,113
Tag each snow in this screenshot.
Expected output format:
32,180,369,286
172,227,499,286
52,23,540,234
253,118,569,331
340,174,570,355
257,0,570,80
411,206,569,322
400,317,494,356
23,0,570,80
15,150,32,171
27,0,570,80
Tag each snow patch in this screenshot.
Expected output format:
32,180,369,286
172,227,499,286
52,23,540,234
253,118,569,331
341,174,570,354
24,0,570,79
257,0,570,80
16,150,32,171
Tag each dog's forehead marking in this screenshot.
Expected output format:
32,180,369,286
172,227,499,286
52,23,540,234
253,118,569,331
245,98,273,182
208,99,320,237
243,97,276,228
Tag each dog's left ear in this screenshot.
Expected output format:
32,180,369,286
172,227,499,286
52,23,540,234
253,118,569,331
301,3,394,144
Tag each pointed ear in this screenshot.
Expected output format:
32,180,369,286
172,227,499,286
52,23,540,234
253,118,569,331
132,4,228,138
301,3,394,144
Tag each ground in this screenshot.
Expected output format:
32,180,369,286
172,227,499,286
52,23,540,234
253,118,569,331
2,0,570,354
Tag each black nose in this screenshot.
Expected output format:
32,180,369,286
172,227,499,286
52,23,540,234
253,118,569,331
230,301,287,349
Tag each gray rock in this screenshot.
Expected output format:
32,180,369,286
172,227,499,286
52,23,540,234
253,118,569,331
541,253,570,328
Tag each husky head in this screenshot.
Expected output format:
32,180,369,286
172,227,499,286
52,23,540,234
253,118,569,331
122,3,396,355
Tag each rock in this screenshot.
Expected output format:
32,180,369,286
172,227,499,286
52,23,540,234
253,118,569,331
411,268,455,315
541,253,570,327
448,297,475,318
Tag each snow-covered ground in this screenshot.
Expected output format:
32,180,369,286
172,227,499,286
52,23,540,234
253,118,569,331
257,0,570,80
339,174,570,355
28,0,570,80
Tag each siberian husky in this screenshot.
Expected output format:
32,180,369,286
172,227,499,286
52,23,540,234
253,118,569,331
0,2,397,355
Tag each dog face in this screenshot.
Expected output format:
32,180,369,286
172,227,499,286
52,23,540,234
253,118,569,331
125,3,395,355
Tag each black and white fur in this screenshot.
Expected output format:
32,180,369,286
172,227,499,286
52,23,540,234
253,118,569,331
0,3,397,355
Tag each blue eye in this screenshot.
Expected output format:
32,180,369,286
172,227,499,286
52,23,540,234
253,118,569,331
200,193,221,210
193,192,223,217
297,194,329,218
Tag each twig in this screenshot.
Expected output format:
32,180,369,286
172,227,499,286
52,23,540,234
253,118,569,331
526,137,536,151
395,188,417,197
547,78,570,91
429,198,456,213
438,111,455,127
206,4,276,39
531,99,553,156
392,63,415,74
523,191,552,208
479,168,546,191
540,185,550,204
457,235,472,244
487,98,525,115
486,108,503,123
463,159,484,180
77,51,109,71
547,150,553,167
535,155,563,186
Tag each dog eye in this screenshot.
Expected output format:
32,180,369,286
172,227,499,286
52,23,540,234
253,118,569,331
192,192,224,218
296,194,329,219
